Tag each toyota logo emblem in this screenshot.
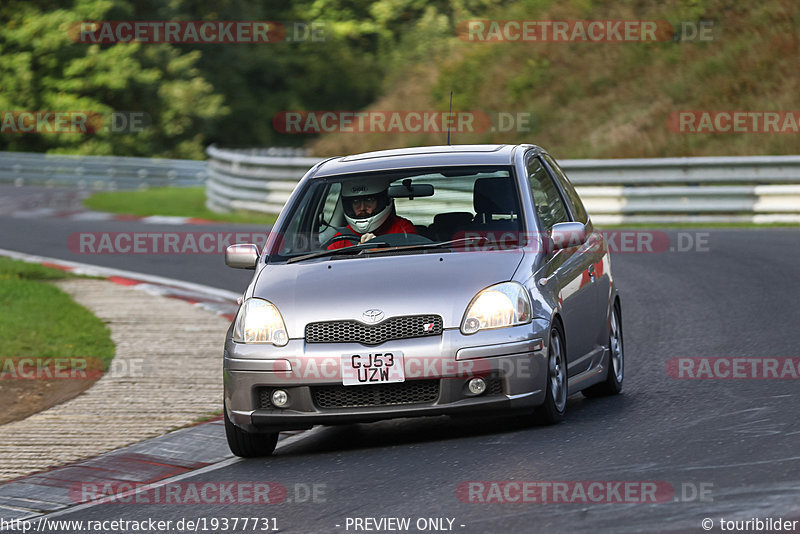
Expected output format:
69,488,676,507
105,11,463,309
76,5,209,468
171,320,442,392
362,309,385,324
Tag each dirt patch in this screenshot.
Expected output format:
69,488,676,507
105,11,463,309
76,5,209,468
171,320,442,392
0,378,98,425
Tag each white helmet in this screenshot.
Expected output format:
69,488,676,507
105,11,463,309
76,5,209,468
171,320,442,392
341,180,394,233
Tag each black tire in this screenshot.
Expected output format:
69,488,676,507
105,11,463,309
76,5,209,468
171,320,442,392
583,300,623,398
224,405,278,458
535,321,567,424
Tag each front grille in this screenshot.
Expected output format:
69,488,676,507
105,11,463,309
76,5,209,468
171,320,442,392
305,315,443,345
311,380,440,408
258,389,275,409
485,375,504,396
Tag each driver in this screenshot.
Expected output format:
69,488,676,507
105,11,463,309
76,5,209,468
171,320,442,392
327,180,416,249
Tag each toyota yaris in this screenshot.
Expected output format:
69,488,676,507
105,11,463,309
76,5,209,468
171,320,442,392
223,144,623,457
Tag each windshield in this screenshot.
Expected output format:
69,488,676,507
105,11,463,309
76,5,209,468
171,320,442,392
267,165,523,262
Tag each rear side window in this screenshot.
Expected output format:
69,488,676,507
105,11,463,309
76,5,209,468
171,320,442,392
544,154,588,224
527,157,569,230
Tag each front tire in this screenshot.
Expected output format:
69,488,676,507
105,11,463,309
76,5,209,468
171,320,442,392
535,321,567,424
224,404,278,458
583,301,623,397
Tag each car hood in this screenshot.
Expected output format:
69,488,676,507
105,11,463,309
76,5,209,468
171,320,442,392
253,251,525,336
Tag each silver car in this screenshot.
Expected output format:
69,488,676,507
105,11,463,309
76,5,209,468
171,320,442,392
223,144,623,457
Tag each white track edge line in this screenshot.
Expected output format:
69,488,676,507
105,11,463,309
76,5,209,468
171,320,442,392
2,246,320,521
22,428,324,521
0,248,240,301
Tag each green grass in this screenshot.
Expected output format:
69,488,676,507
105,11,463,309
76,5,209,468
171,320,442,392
84,187,277,226
0,258,78,281
0,257,115,371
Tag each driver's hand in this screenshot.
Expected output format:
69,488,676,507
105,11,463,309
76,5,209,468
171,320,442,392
360,232,376,244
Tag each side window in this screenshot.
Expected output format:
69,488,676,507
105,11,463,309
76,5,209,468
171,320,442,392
279,182,340,255
315,182,342,244
544,154,588,224
321,182,341,224
527,157,569,230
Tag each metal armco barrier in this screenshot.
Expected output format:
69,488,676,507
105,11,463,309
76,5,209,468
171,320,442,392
3,147,797,225
0,150,207,190
205,145,320,215
565,156,800,224
206,147,800,225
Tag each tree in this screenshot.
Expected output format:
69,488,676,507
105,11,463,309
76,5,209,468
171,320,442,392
0,0,227,158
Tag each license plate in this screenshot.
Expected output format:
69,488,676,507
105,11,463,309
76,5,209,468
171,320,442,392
341,352,404,386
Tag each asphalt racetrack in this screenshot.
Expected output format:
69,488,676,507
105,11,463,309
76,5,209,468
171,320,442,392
2,193,799,533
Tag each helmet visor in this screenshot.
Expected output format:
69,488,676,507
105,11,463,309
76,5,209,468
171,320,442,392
343,191,390,219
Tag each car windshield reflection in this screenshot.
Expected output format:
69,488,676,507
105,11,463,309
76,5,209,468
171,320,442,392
269,166,523,263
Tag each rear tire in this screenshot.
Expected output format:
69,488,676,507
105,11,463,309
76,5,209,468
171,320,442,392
224,404,278,458
535,321,567,424
583,301,623,398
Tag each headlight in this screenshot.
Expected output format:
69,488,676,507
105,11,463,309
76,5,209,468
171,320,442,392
233,298,289,346
461,282,532,335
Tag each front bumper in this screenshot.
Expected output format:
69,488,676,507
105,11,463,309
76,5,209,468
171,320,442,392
224,321,549,432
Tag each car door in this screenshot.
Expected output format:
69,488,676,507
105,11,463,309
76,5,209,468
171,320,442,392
527,155,597,376
542,154,609,359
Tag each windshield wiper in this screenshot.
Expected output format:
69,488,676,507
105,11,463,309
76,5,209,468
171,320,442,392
286,241,391,264
360,235,491,255
286,236,494,264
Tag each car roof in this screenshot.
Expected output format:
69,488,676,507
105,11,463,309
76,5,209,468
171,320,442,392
312,144,543,177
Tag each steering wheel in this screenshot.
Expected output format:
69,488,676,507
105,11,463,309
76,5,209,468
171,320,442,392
320,234,361,249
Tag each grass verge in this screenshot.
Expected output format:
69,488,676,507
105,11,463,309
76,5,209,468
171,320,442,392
0,257,115,425
84,186,278,226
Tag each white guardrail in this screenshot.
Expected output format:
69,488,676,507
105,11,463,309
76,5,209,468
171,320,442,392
0,150,208,190
2,148,797,224
206,146,800,225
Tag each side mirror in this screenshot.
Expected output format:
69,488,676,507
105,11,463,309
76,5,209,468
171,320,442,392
225,244,259,269
549,222,587,252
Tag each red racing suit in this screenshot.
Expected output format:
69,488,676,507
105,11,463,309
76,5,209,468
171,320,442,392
327,215,417,249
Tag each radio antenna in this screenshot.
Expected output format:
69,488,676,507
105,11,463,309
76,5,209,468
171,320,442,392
447,90,453,145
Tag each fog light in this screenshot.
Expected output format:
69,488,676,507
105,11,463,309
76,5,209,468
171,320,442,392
271,389,289,408
467,378,487,395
